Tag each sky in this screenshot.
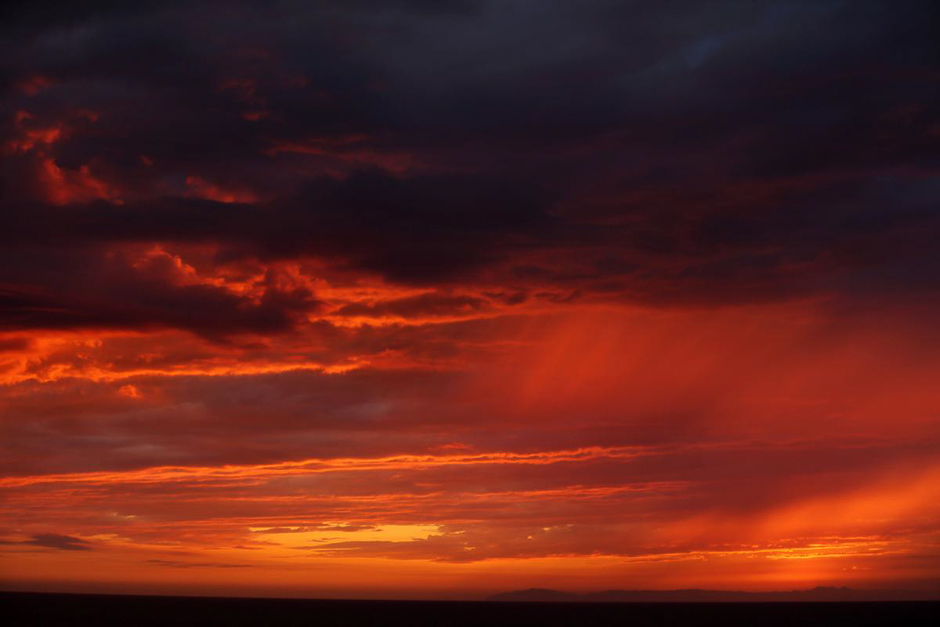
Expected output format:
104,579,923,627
1,0,939,600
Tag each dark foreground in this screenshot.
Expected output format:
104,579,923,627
2,592,937,626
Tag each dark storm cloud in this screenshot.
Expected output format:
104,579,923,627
0,168,552,284
26,533,91,551
0,248,318,339
1,0,938,331
334,292,492,318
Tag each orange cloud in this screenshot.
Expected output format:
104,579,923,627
185,175,260,204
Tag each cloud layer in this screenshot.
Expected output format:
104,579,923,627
1,0,938,598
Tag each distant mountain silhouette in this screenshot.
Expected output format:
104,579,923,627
487,586,939,603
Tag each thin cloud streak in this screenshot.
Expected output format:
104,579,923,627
0,446,650,488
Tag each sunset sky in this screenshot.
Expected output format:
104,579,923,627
1,0,939,600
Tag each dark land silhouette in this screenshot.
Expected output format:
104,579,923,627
2,591,938,627
488,585,940,603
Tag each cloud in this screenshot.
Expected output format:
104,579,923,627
1,0,939,596
0,337,30,352
334,292,493,319
0,0,935,311
0,248,319,340
26,533,91,551
146,559,252,569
